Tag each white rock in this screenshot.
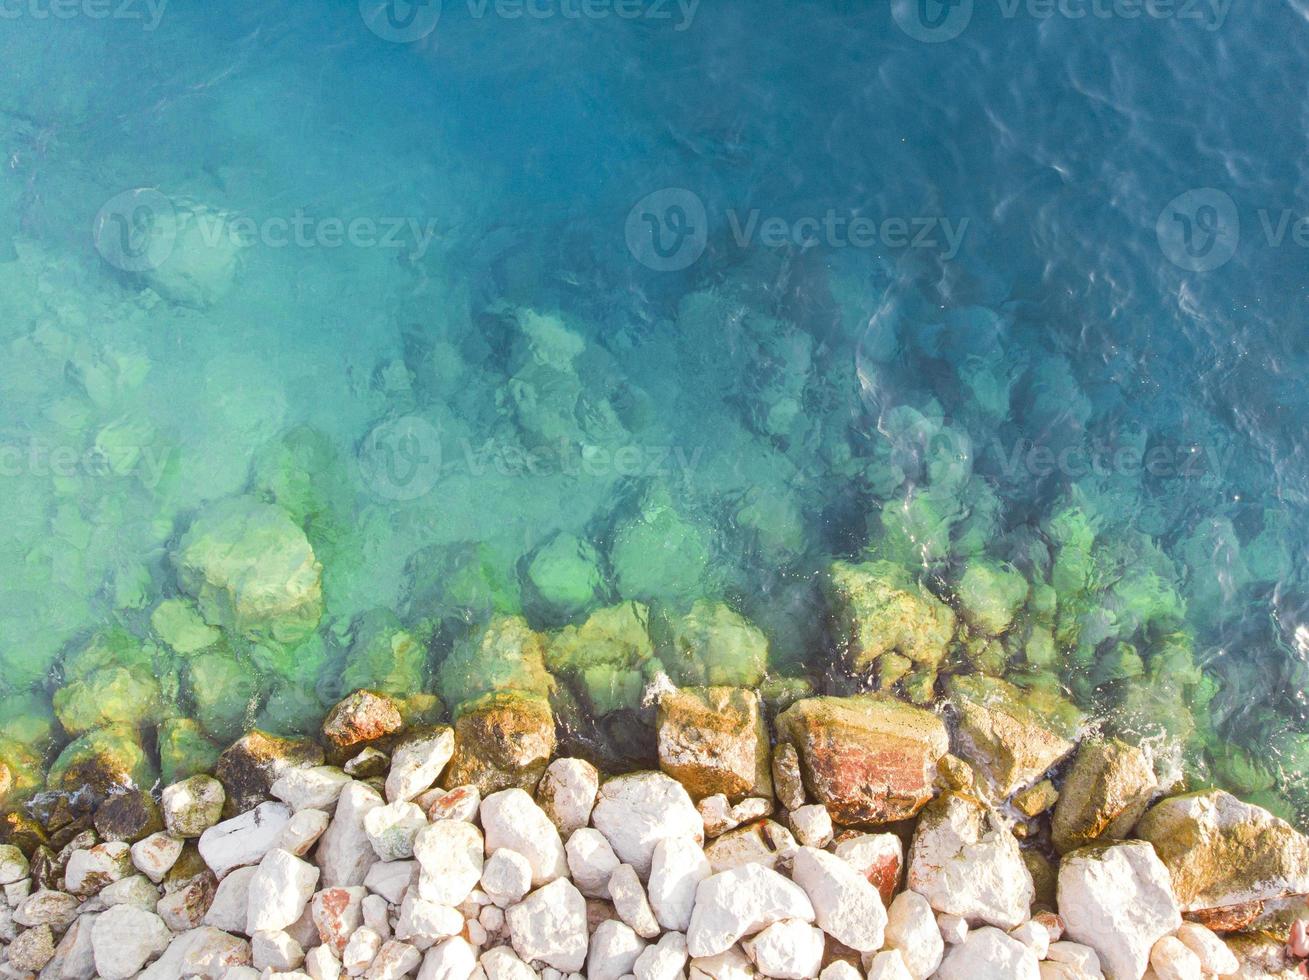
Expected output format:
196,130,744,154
742,919,824,979
833,833,902,890
1011,920,1050,960
306,944,343,980
907,795,1034,929
318,782,385,888
426,785,481,823
937,926,1040,980
591,773,704,878
418,936,477,980
137,925,253,980
817,961,862,980
588,919,648,980
865,950,914,980
312,886,367,955
101,874,157,912
362,893,391,937
1150,935,1202,980
481,945,537,980
1174,922,1237,976
364,860,416,905
368,939,423,979
538,758,600,837
480,902,505,935
633,931,688,980
481,789,568,887
132,831,185,883
1057,841,1181,980
253,929,305,971
364,801,428,862
386,728,456,803
884,890,944,979
505,877,588,972
414,820,484,906
395,892,463,945
609,863,662,939
788,806,833,848
342,925,383,975
246,849,320,934
277,808,332,857
477,847,530,909
790,846,886,953
14,889,81,930
206,865,258,933
0,845,28,885
466,917,488,947
271,766,353,812
566,828,621,899
200,801,295,879
64,841,131,895
41,910,99,977
648,836,711,932
162,775,227,837
937,912,969,944
687,945,753,980
686,863,816,958
91,904,173,979
1045,940,1102,976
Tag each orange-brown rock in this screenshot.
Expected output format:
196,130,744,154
1185,902,1264,933
656,686,772,801
442,693,556,795
322,690,404,754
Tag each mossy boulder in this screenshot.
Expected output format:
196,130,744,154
0,693,59,750
340,609,428,700
826,560,956,674
321,690,405,754
654,601,768,688
955,559,1028,636
150,599,220,656
1051,737,1158,855
157,718,222,786
437,615,553,712
186,647,261,743
656,686,771,801
545,602,657,717
53,628,167,737
174,495,323,645
524,532,606,623
609,487,715,604
443,692,556,794
47,725,156,799
0,739,46,808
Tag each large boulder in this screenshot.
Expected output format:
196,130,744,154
1051,738,1157,854
826,560,956,673
437,615,553,712
775,695,949,824
174,496,323,645
654,601,769,688
443,692,556,794
656,686,771,801
545,603,657,718
53,629,166,736
1135,790,1309,914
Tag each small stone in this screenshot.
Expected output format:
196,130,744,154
818,960,863,980
137,924,254,980
307,944,344,980
14,889,80,931
414,820,484,906
426,785,481,823
1150,935,1202,980
94,790,163,843
481,789,567,886
386,728,455,803
634,931,688,980
362,892,391,937
566,827,621,898
742,919,825,979
538,758,600,838
364,801,428,862
481,944,537,980
771,743,805,812
157,867,218,931
505,877,589,972
609,863,661,938
482,848,533,908
394,892,463,945
254,929,306,971
791,846,886,953
163,775,227,838
648,836,711,932
92,904,173,979
271,766,353,812
322,691,404,754
686,863,815,958
884,890,943,979
367,940,422,980
936,926,1039,980
246,849,319,933
866,950,913,980
64,840,132,895
364,860,416,905
132,831,185,883
1044,941,1102,976
41,910,99,977
1009,920,1050,960
833,833,902,905
100,872,161,910
418,936,477,980
703,819,796,874
199,800,295,878
588,919,648,980
1013,780,1059,818
318,782,384,888
346,748,391,779
1174,921,1238,975
591,772,704,878
206,865,258,932
217,730,325,817
788,805,832,848
7,924,56,971
311,886,367,955
342,925,384,975
277,808,332,857
0,844,30,885
937,912,968,945
688,946,753,980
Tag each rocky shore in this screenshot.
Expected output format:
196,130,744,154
3,684,1309,980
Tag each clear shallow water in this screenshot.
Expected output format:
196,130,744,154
2,0,1309,815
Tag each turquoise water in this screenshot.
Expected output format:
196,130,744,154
3,0,1309,814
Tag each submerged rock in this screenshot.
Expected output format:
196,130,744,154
656,686,772,801
443,692,556,794
174,495,323,646
954,559,1028,636
339,609,429,702
437,615,553,712
525,532,606,624
47,725,156,799
157,718,223,786
654,601,769,688
826,560,956,673
187,646,261,743
321,690,404,755
775,695,949,824
1050,737,1157,855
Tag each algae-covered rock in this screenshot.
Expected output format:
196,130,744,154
776,694,949,825
0,739,45,808
186,647,261,743
156,719,222,786
826,560,956,674
437,615,553,712
47,725,156,799
524,533,606,623
955,559,1028,636
0,692,59,749
150,599,220,656
339,609,428,700
1051,737,1158,855
443,692,556,795
216,730,324,816
654,601,768,688
609,487,715,604
1135,790,1309,913
656,686,771,801
946,675,1080,798
174,495,323,645
545,602,657,717
54,665,165,737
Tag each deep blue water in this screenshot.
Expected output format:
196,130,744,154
3,0,1309,812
